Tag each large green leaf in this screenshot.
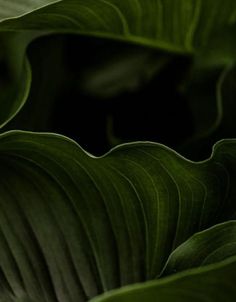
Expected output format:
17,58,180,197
0,0,236,51
0,0,236,54
90,256,236,302
0,131,236,301
0,0,199,53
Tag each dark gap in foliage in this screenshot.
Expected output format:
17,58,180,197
109,57,193,147
0,43,12,90
52,36,194,155
5,34,194,156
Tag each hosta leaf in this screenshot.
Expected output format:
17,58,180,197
0,0,199,53
162,220,236,276
0,0,59,21
0,132,236,301
90,256,236,302
0,0,236,54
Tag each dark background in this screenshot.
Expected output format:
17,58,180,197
5,34,195,156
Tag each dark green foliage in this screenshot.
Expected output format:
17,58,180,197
1,1,236,301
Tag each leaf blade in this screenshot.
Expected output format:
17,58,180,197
0,132,236,300
89,256,236,302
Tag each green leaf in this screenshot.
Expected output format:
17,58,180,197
0,33,32,128
0,0,197,53
0,132,236,301
162,221,236,276
0,0,59,21
1,0,236,54
89,256,236,302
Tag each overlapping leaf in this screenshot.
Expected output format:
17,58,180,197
0,0,202,52
90,257,236,302
0,132,236,301
1,0,236,53
162,221,236,276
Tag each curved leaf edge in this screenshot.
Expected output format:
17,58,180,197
0,130,235,301
0,1,194,55
0,0,61,23
89,254,236,302
0,56,32,129
0,129,233,163
0,29,193,57
160,220,236,276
